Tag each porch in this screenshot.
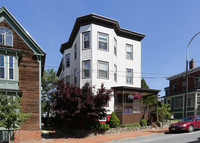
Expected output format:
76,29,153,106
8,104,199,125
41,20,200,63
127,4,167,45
112,86,160,125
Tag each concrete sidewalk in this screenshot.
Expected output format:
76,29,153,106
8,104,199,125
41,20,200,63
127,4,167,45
36,128,168,143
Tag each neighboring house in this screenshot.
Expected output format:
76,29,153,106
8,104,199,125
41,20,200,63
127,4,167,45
164,59,200,119
57,14,160,124
0,7,45,142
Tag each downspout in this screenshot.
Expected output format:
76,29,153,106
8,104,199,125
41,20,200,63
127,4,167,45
37,55,42,129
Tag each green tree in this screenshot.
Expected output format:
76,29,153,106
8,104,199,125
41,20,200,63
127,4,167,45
42,69,58,123
0,95,30,143
109,112,119,128
158,103,171,127
141,78,149,89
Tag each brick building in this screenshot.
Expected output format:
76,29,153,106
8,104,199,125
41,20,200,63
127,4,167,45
164,59,200,119
0,7,45,142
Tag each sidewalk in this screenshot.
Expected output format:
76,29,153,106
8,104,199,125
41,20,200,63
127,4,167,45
37,128,168,143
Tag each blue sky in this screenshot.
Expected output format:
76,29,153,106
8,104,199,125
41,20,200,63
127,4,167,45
2,0,200,96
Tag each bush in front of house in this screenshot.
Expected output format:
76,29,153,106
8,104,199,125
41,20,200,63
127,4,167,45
109,112,119,128
120,123,141,128
99,123,110,131
140,119,147,126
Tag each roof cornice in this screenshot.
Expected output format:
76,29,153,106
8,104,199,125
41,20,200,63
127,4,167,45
167,66,200,80
60,14,145,54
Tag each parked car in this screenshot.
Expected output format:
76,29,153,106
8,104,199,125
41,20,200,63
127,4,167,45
169,116,200,132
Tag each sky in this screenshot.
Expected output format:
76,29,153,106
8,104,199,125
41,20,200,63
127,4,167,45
2,0,200,96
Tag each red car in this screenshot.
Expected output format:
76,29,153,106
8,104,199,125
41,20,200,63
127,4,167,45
169,115,200,132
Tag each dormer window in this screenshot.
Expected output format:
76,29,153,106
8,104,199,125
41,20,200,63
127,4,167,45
0,27,13,46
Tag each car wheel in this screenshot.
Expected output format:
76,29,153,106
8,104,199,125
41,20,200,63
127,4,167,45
188,125,194,132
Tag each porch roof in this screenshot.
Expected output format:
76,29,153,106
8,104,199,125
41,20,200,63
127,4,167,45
112,86,160,97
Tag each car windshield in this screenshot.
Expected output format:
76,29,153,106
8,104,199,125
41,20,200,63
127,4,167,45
179,117,194,122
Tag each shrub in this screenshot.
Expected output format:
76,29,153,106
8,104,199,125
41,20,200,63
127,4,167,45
140,119,147,126
109,112,119,128
120,123,140,128
99,124,109,131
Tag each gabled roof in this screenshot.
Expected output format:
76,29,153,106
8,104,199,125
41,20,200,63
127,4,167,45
167,66,200,80
60,13,145,54
0,6,46,70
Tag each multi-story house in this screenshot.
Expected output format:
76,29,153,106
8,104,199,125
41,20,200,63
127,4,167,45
57,14,160,124
0,7,45,142
164,59,200,119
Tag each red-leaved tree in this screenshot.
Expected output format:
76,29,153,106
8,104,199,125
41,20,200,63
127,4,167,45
53,80,111,127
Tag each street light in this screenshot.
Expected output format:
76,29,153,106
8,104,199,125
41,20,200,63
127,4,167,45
185,32,200,117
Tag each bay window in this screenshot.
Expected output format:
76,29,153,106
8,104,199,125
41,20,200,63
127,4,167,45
83,60,90,78
98,61,109,79
98,33,108,51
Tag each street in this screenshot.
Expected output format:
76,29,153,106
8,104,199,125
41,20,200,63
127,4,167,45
106,130,200,143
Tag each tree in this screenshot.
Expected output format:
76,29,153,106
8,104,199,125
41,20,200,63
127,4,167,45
42,69,58,123
158,103,171,127
53,81,111,128
109,112,119,128
141,78,149,89
141,78,157,123
0,95,30,143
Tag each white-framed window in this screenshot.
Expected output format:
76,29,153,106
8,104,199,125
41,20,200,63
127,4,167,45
175,97,183,108
9,56,14,80
83,60,90,78
0,55,15,80
126,44,133,60
0,27,13,46
114,64,117,82
114,38,117,56
195,76,200,88
65,75,70,85
98,33,108,51
83,32,90,49
126,69,133,84
65,54,70,68
98,61,109,79
0,55,4,79
74,69,77,85
74,43,77,60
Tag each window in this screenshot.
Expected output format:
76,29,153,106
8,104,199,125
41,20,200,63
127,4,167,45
114,38,117,56
65,75,70,85
0,55,4,78
182,80,186,91
9,56,14,79
126,44,133,60
173,83,177,93
74,69,77,85
98,33,108,51
65,54,70,68
187,95,195,107
83,60,90,78
0,55,15,80
83,32,90,49
98,61,109,79
195,76,200,88
74,43,77,60
114,64,117,82
175,97,183,108
126,69,133,84
0,27,13,46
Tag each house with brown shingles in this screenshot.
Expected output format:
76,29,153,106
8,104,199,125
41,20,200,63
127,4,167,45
0,6,45,142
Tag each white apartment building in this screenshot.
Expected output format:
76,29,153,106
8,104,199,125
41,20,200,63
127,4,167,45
57,14,148,122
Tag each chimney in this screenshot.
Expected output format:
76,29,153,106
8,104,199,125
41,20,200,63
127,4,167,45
189,59,195,69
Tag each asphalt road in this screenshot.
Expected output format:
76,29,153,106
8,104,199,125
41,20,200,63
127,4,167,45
106,130,200,143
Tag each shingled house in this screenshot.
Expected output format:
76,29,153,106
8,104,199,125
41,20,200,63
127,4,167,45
0,7,45,142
